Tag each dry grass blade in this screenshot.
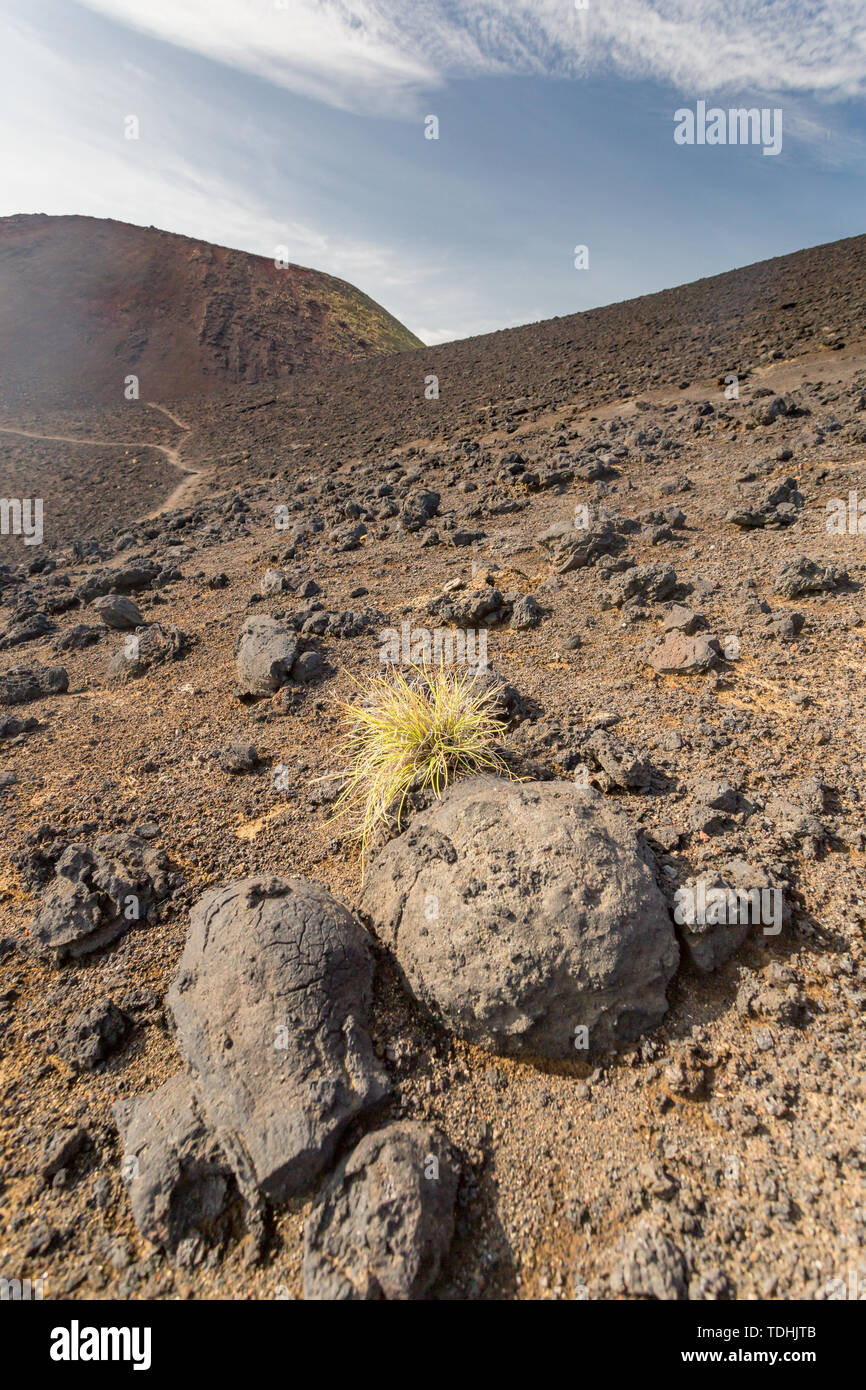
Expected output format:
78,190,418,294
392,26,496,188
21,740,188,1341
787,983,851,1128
331,662,512,864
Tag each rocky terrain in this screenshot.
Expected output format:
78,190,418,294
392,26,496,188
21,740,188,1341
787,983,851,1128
0,215,422,410
1,232,865,1302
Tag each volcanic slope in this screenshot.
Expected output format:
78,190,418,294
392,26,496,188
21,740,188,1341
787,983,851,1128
0,214,422,410
2,231,863,547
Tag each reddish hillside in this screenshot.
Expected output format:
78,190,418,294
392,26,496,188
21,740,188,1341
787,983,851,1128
0,214,422,407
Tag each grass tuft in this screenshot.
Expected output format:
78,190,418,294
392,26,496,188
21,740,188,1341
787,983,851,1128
331,662,512,863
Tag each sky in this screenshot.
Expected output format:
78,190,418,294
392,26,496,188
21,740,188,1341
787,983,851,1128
0,0,864,345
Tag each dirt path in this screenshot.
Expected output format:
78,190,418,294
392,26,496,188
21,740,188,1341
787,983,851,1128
140,403,203,517
3,339,863,527
0,402,206,519
0,424,137,448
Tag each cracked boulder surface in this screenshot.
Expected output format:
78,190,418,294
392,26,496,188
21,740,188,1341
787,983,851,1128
115,876,388,1254
303,1122,459,1300
167,876,388,1202
362,776,679,1057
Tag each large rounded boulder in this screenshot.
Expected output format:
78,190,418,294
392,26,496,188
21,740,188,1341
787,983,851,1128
362,777,678,1057
166,876,388,1202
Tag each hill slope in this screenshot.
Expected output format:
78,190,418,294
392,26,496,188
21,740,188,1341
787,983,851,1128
2,231,864,544
170,231,866,497
0,214,422,407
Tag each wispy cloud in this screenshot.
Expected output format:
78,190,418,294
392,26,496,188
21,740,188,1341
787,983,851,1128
2,0,864,346
77,0,866,112
0,3,454,336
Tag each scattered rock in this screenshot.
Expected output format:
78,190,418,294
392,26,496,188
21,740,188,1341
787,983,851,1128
60,1000,130,1070
260,567,292,596
399,489,440,533
0,714,39,739
93,594,144,630
426,579,509,627
107,624,190,682
303,1123,459,1300
537,516,627,573
662,604,704,634
41,1126,88,1181
292,649,324,683
510,594,542,629
647,632,720,674
52,623,102,651
674,872,753,972
0,611,55,649
766,797,824,844
115,1075,238,1255
760,610,805,641
234,615,299,697
301,609,381,639
29,833,173,962
604,565,682,609
751,394,799,426
611,1222,687,1300
220,742,259,774
774,556,848,598
0,663,68,705
583,728,652,789
726,477,803,529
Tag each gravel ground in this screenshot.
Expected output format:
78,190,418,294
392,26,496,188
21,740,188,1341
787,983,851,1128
1,260,865,1300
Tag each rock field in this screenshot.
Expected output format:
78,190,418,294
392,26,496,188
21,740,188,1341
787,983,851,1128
1,235,865,1300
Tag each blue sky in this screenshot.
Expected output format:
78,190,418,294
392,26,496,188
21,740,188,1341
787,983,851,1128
1,0,864,343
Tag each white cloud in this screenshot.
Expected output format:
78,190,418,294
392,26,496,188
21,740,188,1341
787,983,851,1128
75,0,443,116
0,6,448,335
76,0,866,112
416,327,461,345
3,1,863,345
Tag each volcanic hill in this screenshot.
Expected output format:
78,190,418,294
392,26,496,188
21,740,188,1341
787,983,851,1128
0,214,422,408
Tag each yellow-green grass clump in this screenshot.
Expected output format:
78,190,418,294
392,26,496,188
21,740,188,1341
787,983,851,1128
332,663,511,862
